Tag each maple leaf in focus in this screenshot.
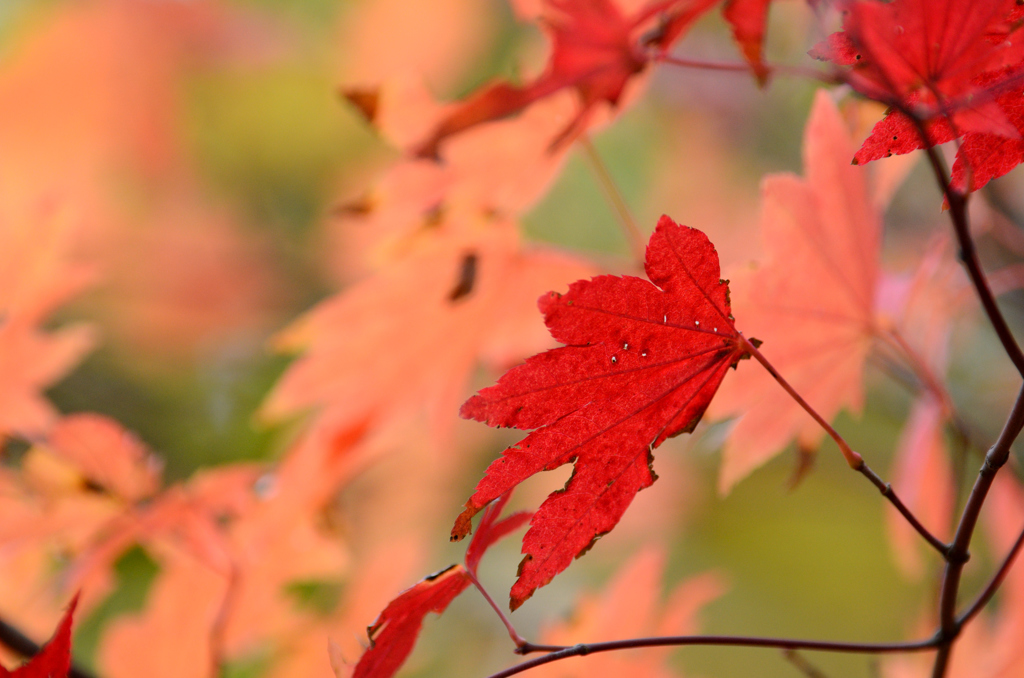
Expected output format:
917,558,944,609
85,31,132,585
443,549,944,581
811,0,1024,192
349,495,530,678
416,0,779,157
0,595,77,678
707,91,879,492
454,216,747,610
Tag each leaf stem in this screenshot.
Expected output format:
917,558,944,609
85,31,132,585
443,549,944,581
877,328,958,423
465,570,563,654
577,134,647,265
857,463,949,556
653,53,840,84
740,336,862,469
741,335,948,554
918,140,1024,378
930,382,1024,678
783,649,830,678
483,633,938,678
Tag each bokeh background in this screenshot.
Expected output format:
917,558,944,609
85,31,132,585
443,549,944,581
2,1,1024,677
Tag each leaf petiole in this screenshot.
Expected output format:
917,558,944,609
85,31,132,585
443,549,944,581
740,335,948,555
739,335,862,469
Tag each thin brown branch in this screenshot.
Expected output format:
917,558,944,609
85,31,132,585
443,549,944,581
653,54,841,84
858,463,949,556
917,137,1024,377
931,383,1024,678
485,633,939,678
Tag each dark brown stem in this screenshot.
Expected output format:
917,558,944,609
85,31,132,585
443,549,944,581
901,110,1024,676
858,464,949,556
919,146,1024,377
516,642,570,656
931,383,1024,678
484,634,939,678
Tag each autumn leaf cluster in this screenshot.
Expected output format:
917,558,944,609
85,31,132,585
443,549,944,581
4,2,1024,678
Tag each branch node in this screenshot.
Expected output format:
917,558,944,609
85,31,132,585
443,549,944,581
946,547,970,565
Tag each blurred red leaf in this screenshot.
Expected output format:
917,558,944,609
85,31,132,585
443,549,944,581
353,565,471,678
454,216,746,609
351,495,528,678
416,0,645,157
812,0,1024,192
464,493,532,576
416,0,778,157
721,0,774,82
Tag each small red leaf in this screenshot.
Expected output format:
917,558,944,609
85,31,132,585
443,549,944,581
722,0,773,83
454,216,747,609
0,594,78,678
353,566,471,678
464,493,532,575
416,0,645,157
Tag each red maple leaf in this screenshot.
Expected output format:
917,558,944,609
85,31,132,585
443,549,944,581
415,0,779,157
452,216,748,610
352,565,471,678
851,68,1024,193
811,0,1024,191
416,0,649,158
0,595,77,678
350,495,530,678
